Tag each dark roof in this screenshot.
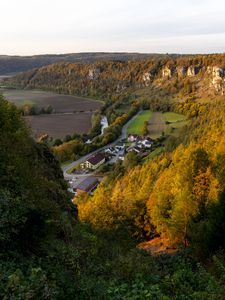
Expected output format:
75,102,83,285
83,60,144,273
146,137,154,142
76,176,99,192
87,153,105,165
116,141,125,147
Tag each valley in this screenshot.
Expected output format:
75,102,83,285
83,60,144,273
1,53,225,299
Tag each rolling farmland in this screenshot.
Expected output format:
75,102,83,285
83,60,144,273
2,89,102,113
2,89,103,139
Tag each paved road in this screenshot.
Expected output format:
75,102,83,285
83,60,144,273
62,111,141,180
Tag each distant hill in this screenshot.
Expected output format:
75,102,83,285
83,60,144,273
5,53,225,102
0,52,178,75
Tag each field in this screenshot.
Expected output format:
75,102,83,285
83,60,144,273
163,112,187,123
127,110,152,135
148,112,167,139
25,113,92,139
127,110,188,140
2,89,103,113
2,89,103,139
148,112,188,139
163,112,188,137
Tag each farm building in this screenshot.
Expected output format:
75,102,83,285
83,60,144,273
140,139,153,148
127,145,142,153
115,142,125,150
74,176,99,194
82,152,105,170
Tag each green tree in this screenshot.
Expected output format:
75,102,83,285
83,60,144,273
142,121,149,136
123,152,140,169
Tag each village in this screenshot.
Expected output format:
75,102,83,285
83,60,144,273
68,134,156,196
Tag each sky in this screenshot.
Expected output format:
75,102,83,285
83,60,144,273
1,0,225,55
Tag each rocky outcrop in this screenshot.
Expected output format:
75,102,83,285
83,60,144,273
142,71,155,86
207,66,213,74
177,66,187,77
211,66,224,94
162,66,174,79
88,68,101,80
187,66,199,77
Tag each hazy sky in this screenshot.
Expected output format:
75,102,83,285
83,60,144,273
1,0,225,55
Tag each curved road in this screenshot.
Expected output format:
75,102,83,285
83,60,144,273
62,111,141,180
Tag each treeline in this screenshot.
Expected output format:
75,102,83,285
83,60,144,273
19,103,53,116
77,100,225,257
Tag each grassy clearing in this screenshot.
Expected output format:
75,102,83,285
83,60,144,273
127,110,152,135
67,165,79,174
163,112,187,123
164,112,189,137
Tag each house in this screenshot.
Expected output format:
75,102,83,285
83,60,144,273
115,141,125,151
83,152,105,170
141,139,153,148
133,146,142,153
74,176,99,194
127,145,142,154
127,134,138,142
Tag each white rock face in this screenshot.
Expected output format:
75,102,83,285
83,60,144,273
88,68,100,80
211,66,224,94
207,66,213,74
187,66,199,77
162,66,173,79
142,71,154,86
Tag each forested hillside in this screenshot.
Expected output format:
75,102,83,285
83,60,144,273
5,53,225,102
1,94,225,299
77,100,225,256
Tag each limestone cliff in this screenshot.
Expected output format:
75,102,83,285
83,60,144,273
5,54,225,100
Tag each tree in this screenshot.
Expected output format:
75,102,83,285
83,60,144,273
123,152,140,169
53,138,62,146
142,121,149,136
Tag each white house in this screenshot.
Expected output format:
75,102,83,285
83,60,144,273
82,153,105,170
142,139,153,148
127,134,138,142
